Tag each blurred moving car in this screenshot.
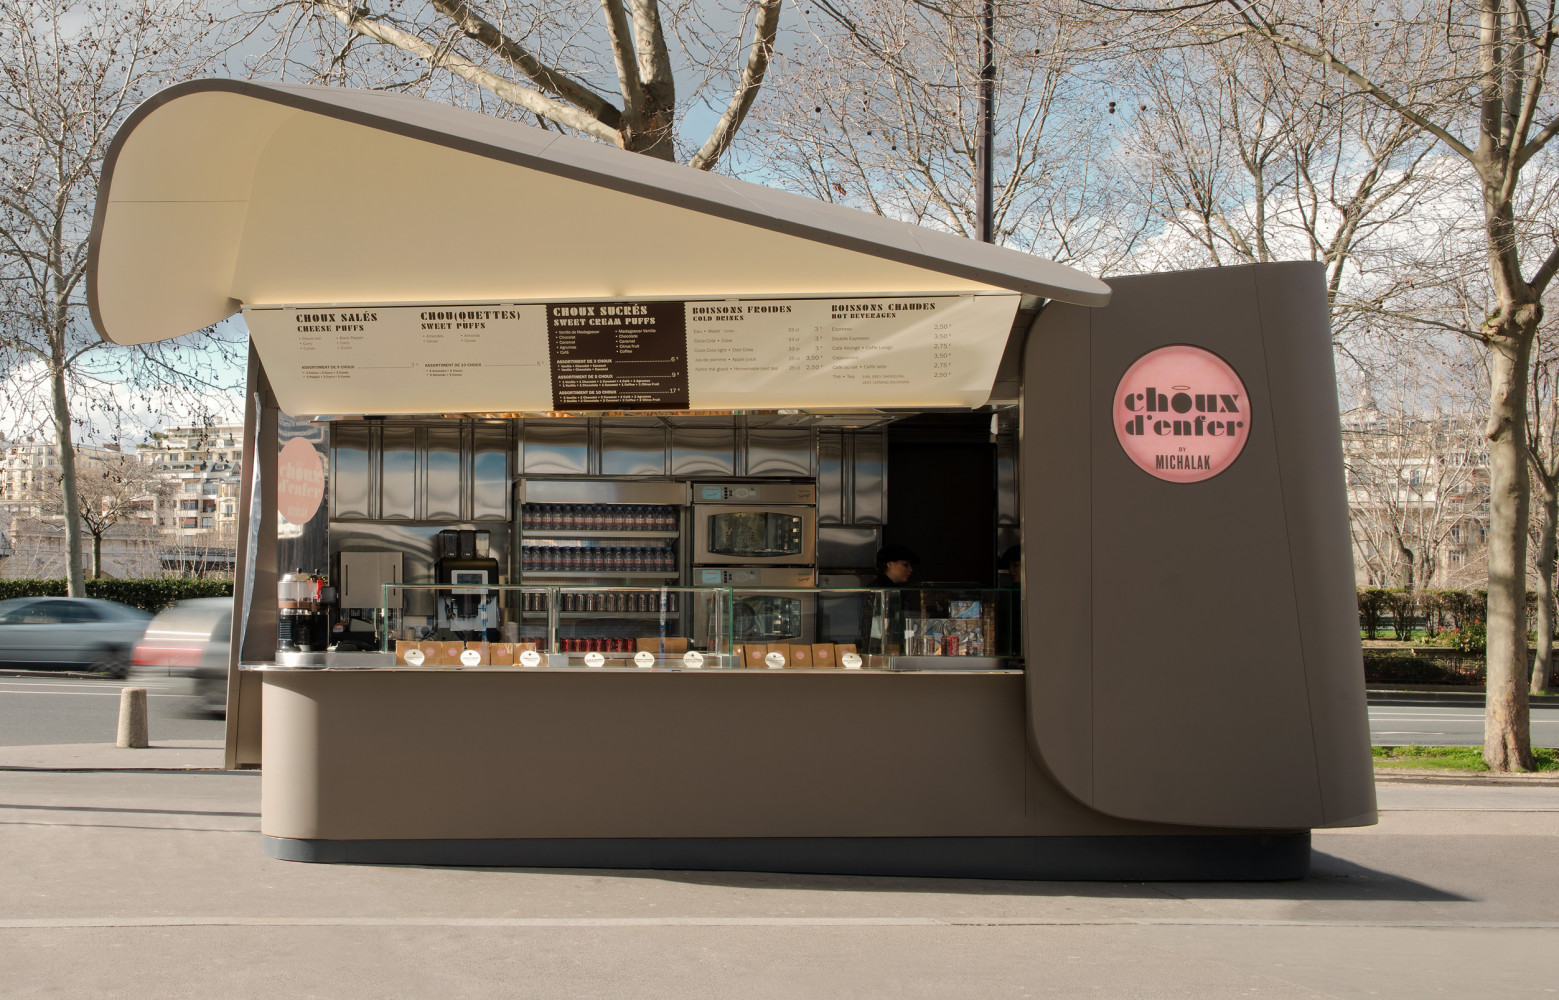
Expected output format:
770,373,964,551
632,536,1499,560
0,596,152,677
132,597,231,715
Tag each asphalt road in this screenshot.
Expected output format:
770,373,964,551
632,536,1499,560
0,672,224,747
4,670,1559,749
1370,702,1559,747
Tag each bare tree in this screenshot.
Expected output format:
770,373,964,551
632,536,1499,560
744,0,1143,267
245,0,782,168
1098,0,1559,770
1343,390,1487,590
37,451,170,579
1123,40,1441,358
1528,328,1559,691
0,0,233,598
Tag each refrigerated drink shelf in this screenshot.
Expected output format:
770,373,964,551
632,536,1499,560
520,530,679,539
523,571,679,579
520,611,676,619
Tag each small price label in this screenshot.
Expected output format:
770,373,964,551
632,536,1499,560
841,652,863,669
682,650,705,669
519,649,542,668
404,648,425,666
460,648,482,667
584,651,605,668
634,650,655,668
765,651,786,669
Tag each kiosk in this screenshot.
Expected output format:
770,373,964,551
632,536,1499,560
88,80,1375,878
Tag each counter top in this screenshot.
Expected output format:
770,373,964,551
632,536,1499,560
241,652,1016,674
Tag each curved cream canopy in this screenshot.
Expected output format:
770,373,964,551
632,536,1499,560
88,80,1110,347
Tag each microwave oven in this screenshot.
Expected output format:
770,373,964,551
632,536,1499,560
694,566,817,644
691,482,816,567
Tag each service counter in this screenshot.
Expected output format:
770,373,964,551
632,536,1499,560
245,661,1310,878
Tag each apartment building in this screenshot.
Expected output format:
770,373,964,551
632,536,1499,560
136,425,245,537
0,437,129,517
0,427,244,578
1340,398,1490,589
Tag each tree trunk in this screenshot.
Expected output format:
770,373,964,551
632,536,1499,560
49,362,84,598
1485,332,1536,769
91,531,102,580
1534,489,1557,694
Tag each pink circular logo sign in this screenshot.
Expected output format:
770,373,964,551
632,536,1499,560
1113,345,1250,483
277,436,325,524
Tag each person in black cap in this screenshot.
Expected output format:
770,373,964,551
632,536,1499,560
862,544,919,653
871,543,920,587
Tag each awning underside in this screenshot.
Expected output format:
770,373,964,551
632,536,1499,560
90,81,1109,349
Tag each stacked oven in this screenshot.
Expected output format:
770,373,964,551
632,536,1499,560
690,483,817,646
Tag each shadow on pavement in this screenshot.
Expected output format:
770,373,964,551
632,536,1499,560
429,850,1462,903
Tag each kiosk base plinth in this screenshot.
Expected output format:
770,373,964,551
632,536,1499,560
262,832,1311,880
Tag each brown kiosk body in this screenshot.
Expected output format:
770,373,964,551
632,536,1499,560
88,80,1374,879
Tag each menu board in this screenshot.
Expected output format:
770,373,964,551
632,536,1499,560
243,293,1019,416
547,301,689,409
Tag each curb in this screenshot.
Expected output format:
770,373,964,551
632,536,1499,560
1374,769,1559,787
1368,689,1559,706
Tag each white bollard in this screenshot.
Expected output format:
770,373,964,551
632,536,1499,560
116,687,148,749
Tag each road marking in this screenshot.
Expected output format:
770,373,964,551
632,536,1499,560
0,915,1557,930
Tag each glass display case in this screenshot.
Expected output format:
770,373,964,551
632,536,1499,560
731,587,1020,669
372,584,1020,671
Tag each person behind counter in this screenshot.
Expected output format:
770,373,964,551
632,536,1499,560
863,544,919,654
871,543,920,587
1000,545,1021,586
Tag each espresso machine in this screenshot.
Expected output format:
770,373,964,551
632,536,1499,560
435,529,500,637
277,572,329,652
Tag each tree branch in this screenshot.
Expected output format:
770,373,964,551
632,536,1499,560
689,0,784,170
596,0,644,130
311,0,620,142
427,0,622,128
627,0,674,114
1216,4,1479,165
1531,242,1559,295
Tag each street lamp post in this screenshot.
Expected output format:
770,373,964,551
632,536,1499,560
975,0,995,244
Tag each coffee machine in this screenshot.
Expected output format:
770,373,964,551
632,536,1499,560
435,529,500,637
277,572,329,652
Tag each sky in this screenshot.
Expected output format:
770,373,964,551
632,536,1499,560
21,0,1512,446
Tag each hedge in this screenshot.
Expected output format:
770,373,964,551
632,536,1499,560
1363,649,1552,688
1363,650,1488,686
0,578,233,614
1359,588,1500,640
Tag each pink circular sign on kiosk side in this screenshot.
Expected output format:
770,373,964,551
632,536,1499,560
1112,345,1251,484
277,436,326,524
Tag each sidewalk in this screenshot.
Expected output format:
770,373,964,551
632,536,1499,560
2,759,1558,998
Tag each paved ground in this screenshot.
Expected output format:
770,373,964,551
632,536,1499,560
1,749,1557,998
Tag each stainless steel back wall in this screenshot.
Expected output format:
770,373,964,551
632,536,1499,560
330,419,513,522
519,417,818,481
